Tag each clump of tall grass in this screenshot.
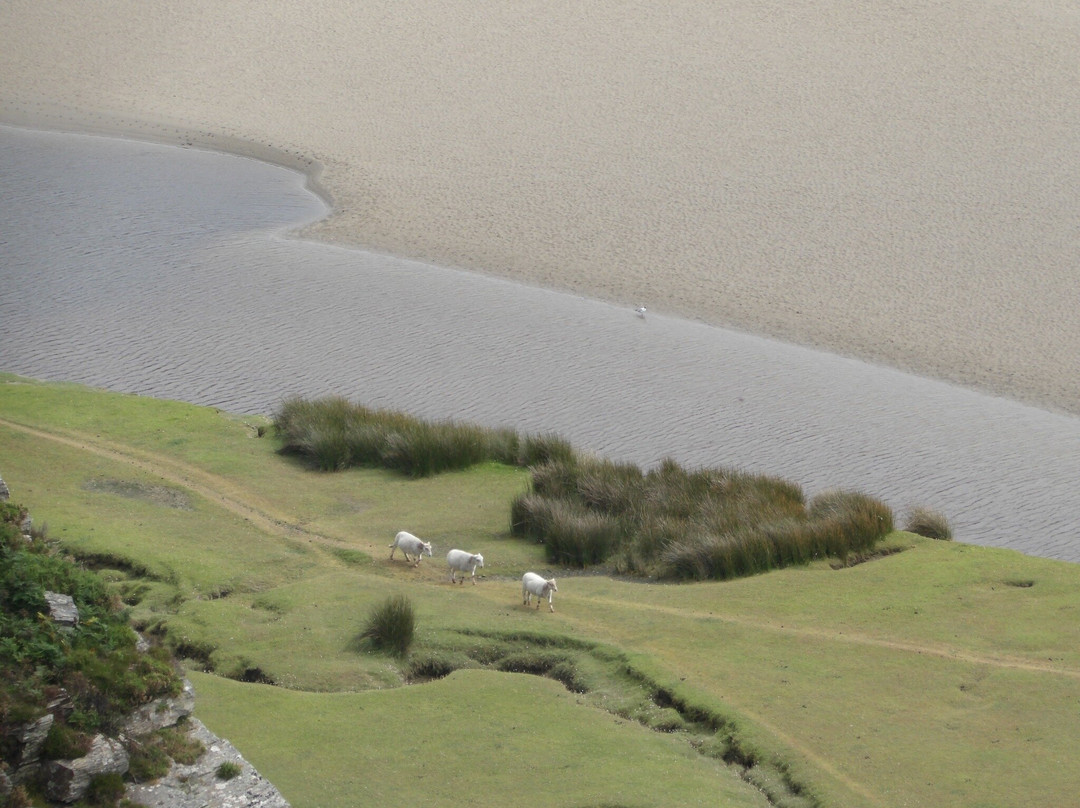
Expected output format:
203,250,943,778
274,396,574,477
359,594,415,657
216,761,243,780
512,456,893,581
903,507,953,540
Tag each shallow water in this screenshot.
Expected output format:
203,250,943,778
2,125,1078,562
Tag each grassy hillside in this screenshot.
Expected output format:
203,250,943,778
2,372,1078,808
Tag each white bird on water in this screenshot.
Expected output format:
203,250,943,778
635,305,647,318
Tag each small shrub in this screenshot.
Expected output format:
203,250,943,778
359,594,415,657
41,721,94,760
904,507,953,540
4,785,31,808
83,771,126,807
215,761,242,780
128,721,206,780
127,740,171,782
159,721,206,765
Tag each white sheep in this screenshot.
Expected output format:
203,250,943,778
522,572,558,612
446,549,484,585
388,531,433,567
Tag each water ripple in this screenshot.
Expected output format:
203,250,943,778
2,125,1079,561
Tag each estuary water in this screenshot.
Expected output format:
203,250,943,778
2,125,1078,562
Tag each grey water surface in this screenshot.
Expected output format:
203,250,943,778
2,125,1078,562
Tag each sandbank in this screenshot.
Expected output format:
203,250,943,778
1,0,1077,414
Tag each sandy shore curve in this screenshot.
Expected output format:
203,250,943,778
1,0,1077,414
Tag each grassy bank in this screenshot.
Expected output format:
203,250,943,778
3,373,1079,808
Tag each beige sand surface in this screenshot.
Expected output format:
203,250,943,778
2,0,1077,414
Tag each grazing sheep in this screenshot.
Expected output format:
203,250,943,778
446,549,484,585
389,531,433,567
522,572,558,612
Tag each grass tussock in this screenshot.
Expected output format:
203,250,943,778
127,720,206,782
216,761,243,780
512,457,893,581
274,395,572,477
358,594,416,657
903,506,953,540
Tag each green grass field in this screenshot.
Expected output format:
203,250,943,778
3,372,1078,808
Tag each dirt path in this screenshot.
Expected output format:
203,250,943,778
0,416,355,552
10,413,1076,684
578,593,1080,681
12,406,1070,681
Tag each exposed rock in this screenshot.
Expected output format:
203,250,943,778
135,631,152,653
11,713,53,785
122,679,196,737
126,718,290,808
43,734,129,803
0,474,9,501
3,504,290,807
44,591,79,629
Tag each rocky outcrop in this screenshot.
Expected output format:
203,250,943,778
43,735,129,803
2,487,291,807
10,713,54,786
126,718,290,808
122,679,196,738
44,591,79,629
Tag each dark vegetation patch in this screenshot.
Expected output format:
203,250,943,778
83,477,193,510
0,499,183,805
42,722,94,760
83,772,126,807
236,667,274,685
513,458,894,581
829,544,908,569
273,395,572,477
65,549,161,582
406,651,469,682
168,639,216,669
1003,578,1035,588
127,719,206,782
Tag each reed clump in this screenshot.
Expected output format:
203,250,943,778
276,396,894,580
903,507,953,540
274,395,571,477
512,457,893,581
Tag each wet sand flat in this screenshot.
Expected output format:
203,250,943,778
1,0,1078,415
